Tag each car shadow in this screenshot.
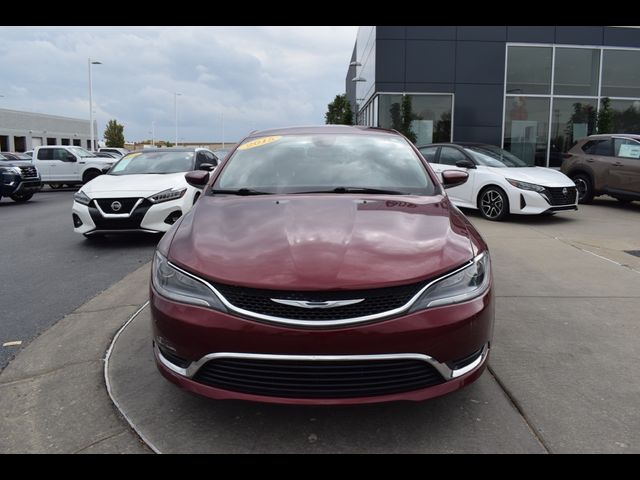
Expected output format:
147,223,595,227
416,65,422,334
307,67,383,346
590,196,640,212
76,232,162,250
459,207,579,226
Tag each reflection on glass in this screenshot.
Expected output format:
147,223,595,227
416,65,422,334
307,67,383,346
377,94,452,145
607,99,640,133
553,48,600,96
503,96,550,167
602,50,640,98
550,98,597,167
507,46,552,95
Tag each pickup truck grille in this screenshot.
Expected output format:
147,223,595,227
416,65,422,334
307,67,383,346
19,166,38,178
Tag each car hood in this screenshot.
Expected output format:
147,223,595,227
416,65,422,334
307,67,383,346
81,173,188,197
486,166,575,187
168,195,475,290
1,160,34,168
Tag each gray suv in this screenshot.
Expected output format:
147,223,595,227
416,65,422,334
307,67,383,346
561,134,640,204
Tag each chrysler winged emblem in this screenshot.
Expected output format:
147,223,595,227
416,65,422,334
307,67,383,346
271,298,364,309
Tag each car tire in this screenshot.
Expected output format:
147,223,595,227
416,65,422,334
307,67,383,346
82,169,101,184
571,173,594,204
478,186,509,221
49,184,63,190
10,193,33,203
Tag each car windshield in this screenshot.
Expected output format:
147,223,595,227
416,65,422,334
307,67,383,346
463,145,529,168
16,153,32,160
68,147,96,158
109,151,195,175
0,154,8,160
212,133,436,195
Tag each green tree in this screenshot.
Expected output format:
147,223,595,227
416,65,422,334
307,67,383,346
597,97,614,134
165,141,174,148
103,119,125,147
325,94,353,125
399,95,417,143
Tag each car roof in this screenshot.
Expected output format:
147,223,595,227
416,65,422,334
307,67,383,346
129,147,210,153
245,125,398,138
417,142,499,149
582,133,640,141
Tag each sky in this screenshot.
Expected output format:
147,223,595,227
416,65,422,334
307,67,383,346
0,26,358,143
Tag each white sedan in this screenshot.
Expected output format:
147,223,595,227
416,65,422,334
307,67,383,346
72,148,218,237
418,143,578,221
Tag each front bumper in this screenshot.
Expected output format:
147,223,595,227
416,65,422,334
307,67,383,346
507,187,578,215
150,283,494,405
72,198,184,235
1,175,42,196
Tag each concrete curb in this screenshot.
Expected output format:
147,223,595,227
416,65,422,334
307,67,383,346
103,301,159,454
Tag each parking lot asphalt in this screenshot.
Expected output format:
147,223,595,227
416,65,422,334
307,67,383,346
0,188,158,370
1,196,639,453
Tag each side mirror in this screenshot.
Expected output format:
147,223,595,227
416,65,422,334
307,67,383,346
442,170,469,189
66,154,77,162
185,170,210,188
198,163,215,172
101,166,111,174
455,159,476,169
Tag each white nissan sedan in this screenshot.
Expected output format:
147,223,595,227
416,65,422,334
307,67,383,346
418,143,578,221
72,148,219,238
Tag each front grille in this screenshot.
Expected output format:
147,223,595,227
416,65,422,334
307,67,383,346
19,166,38,178
95,197,141,214
88,199,153,230
545,186,577,206
212,280,430,321
193,357,445,398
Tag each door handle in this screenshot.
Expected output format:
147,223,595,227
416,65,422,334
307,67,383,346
586,159,594,163
613,162,623,167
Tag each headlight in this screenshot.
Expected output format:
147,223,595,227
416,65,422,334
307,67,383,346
73,190,92,206
506,179,546,192
152,251,226,311
408,252,491,312
148,188,187,204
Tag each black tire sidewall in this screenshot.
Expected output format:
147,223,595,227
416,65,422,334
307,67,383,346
10,193,33,202
572,174,593,204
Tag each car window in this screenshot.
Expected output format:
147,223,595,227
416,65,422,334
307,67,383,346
37,148,54,160
419,146,439,163
439,147,468,166
53,148,72,161
215,133,436,195
205,151,218,166
195,152,208,169
583,139,612,156
109,151,195,175
614,138,640,159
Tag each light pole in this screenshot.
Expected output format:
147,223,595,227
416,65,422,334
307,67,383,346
174,92,182,146
221,112,225,149
88,58,102,151
151,120,155,147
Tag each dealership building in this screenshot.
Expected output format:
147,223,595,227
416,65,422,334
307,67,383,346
345,26,640,167
0,108,97,152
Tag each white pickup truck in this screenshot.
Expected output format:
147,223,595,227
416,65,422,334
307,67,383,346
34,146,117,188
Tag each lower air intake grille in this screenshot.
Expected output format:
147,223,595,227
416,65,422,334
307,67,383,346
193,357,445,398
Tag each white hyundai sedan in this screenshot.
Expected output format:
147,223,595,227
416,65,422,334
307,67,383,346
72,148,219,237
418,143,578,221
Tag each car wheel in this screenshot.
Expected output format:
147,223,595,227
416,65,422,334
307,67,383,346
10,193,33,203
82,170,101,184
478,187,509,221
571,173,593,204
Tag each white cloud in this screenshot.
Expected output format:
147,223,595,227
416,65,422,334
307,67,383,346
0,26,358,142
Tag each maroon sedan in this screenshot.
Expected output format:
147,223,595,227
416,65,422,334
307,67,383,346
151,126,494,405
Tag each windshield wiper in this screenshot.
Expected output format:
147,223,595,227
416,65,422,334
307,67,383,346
293,187,407,195
210,188,272,196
